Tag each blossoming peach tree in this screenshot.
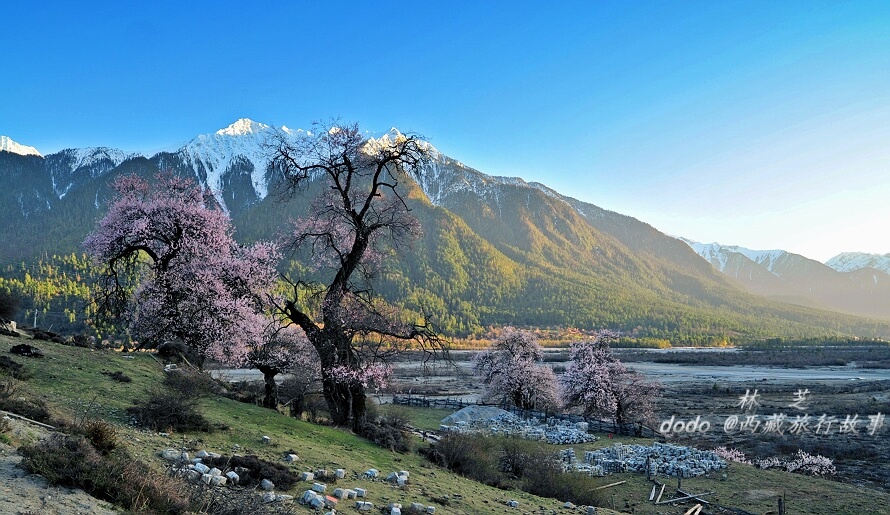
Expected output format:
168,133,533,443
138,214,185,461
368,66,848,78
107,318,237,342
84,173,279,367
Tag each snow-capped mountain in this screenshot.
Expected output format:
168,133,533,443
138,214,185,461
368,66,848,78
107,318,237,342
0,135,42,157
682,239,890,318
2,118,888,331
176,118,283,208
826,252,890,275
47,147,138,198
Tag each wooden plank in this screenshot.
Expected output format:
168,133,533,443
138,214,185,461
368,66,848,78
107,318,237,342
594,480,626,490
678,488,712,505
0,409,57,431
649,484,657,501
655,484,666,503
683,505,703,515
655,492,715,505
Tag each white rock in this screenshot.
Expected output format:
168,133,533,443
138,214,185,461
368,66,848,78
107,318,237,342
286,453,299,462
196,450,210,458
225,471,240,484
354,487,367,498
334,468,346,478
300,471,315,481
260,479,275,491
312,482,326,493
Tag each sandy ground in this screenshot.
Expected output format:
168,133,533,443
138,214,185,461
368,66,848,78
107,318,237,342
0,417,119,515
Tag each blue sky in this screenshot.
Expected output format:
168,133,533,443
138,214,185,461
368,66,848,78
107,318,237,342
3,1,889,261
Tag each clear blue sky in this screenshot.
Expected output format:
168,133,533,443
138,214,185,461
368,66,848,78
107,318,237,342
3,1,889,262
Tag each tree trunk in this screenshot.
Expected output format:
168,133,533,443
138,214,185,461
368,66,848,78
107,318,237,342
260,367,279,409
350,382,367,432
322,374,353,426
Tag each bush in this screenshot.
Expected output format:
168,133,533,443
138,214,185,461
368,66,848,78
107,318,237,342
0,356,29,380
164,368,219,397
360,421,411,452
426,433,603,506
101,370,132,383
157,340,203,365
21,434,191,513
127,387,211,432
0,290,19,323
79,418,119,455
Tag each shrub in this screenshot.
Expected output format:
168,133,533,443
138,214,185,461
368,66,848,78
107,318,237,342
79,418,119,455
164,368,219,397
101,370,132,383
127,387,211,432
21,434,191,513
0,290,18,323
157,340,203,365
0,356,29,380
360,421,411,452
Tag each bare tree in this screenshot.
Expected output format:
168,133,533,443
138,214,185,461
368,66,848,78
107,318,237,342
270,121,445,430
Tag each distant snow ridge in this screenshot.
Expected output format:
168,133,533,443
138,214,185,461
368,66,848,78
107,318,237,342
51,147,139,198
826,252,890,274
0,135,42,157
681,238,788,274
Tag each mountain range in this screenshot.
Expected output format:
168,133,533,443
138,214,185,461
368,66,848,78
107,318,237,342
2,119,889,340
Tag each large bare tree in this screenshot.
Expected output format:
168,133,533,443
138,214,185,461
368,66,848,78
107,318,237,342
270,121,444,430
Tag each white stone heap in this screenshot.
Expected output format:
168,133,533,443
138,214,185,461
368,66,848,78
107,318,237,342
579,442,726,478
439,407,596,445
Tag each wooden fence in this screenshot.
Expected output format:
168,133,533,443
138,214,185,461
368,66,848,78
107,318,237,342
391,395,660,438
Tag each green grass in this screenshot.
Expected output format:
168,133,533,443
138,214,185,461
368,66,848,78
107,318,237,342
3,334,889,514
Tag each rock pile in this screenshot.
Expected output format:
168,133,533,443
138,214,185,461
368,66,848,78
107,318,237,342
439,408,596,444
579,443,726,477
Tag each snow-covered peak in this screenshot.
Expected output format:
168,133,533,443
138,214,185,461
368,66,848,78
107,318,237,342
826,252,890,274
365,128,440,160
215,118,269,137
681,239,789,273
0,135,42,157
181,119,288,209
46,147,138,198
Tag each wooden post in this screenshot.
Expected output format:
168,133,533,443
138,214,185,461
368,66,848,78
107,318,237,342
778,496,785,515
678,470,683,490
646,456,651,481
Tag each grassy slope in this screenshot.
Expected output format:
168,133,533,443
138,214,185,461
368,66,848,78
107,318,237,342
4,335,888,515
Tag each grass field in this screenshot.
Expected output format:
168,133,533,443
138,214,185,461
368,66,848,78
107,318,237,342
2,334,889,514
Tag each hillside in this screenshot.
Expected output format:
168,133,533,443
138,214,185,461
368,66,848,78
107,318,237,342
2,335,889,514
2,121,890,341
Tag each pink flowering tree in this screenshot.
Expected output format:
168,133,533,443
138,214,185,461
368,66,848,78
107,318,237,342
245,323,320,410
269,122,445,430
560,330,661,425
83,173,279,367
473,328,559,411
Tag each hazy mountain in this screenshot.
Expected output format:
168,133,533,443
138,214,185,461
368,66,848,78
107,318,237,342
826,252,890,275
2,120,889,339
683,240,890,319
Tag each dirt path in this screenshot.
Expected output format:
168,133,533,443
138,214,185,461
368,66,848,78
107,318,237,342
0,417,119,515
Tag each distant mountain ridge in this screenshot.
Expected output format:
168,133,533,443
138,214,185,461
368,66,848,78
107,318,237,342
826,252,890,274
683,239,890,319
2,120,889,339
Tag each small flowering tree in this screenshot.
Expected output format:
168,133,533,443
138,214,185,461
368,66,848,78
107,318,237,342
270,122,445,430
84,173,279,366
473,328,559,411
245,323,320,409
560,330,661,425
